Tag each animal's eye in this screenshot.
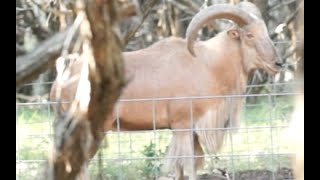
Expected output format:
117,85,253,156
246,33,254,39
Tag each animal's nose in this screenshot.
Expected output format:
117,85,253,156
275,61,284,69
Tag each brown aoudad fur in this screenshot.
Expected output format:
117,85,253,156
50,2,281,179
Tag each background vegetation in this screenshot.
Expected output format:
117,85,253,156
16,0,303,179
17,94,296,179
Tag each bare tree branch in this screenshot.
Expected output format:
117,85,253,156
16,27,76,88
122,0,158,46
118,1,138,19
16,93,48,102
16,44,26,56
177,0,200,13
268,0,296,12
173,2,197,15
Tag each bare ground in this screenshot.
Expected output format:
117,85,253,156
158,167,294,180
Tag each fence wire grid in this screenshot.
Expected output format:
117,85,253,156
16,80,299,180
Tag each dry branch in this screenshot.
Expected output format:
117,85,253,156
16,44,26,56
119,2,137,19
16,27,75,88
122,0,159,46
178,0,200,13
173,2,197,15
16,93,48,102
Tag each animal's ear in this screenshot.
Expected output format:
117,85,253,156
227,29,240,39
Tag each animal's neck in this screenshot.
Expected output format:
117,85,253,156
204,33,248,95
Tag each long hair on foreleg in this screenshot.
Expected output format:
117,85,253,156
164,131,204,176
195,97,243,154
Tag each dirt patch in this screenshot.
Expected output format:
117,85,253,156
158,167,294,180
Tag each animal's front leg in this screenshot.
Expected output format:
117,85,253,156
173,158,198,180
175,164,184,180
166,130,203,180
188,164,198,180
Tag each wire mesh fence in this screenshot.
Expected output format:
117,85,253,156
16,80,299,180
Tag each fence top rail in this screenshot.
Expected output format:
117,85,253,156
20,81,301,87
16,92,300,106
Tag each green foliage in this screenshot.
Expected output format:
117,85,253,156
141,141,166,179
88,160,146,180
16,96,295,179
17,106,54,124
16,162,45,180
17,137,50,160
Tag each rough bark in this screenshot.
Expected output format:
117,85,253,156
45,0,125,179
85,0,126,149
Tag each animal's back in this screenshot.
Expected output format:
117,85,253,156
122,37,213,99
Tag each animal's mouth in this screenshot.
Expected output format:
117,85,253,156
261,57,284,75
265,63,280,75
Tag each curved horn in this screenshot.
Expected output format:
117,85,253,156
186,3,258,56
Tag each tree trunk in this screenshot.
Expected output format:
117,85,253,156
44,0,125,179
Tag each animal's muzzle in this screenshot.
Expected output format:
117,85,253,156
275,62,284,69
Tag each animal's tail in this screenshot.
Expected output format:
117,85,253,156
164,131,204,176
